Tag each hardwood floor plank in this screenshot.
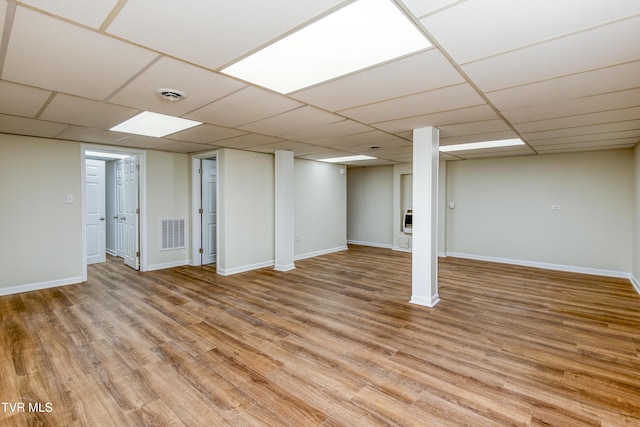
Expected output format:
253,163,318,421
1,247,640,426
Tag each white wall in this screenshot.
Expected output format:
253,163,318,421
0,134,83,293
295,159,347,258
217,148,274,274
632,145,640,290
446,149,634,275
145,150,190,270
347,165,393,248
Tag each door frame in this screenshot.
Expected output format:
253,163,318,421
81,144,147,280
190,150,218,267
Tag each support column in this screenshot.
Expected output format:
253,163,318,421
411,126,440,307
274,150,295,271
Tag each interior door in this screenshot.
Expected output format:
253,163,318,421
201,159,217,265
123,155,139,270
115,160,125,258
85,159,106,264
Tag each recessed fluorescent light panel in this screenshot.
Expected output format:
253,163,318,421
319,155,377,163
221,0,432,93
85,151,130,160
110,111,202,138
439,138,525,152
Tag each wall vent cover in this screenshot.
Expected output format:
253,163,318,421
161,218,185,250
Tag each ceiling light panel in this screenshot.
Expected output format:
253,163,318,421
439,138,525,152
110,111,202,138
318,155,377,163
222,0,432,93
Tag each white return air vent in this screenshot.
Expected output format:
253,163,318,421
161,218,185,250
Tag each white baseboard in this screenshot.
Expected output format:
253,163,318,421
410,294,440,308
274,263,296,272
294,245,348,261
631,274,640,295
446,252,630,279
347,240,392,249
217,260,275,276
0,276,84,296
392,245,412,253
145,260,190,272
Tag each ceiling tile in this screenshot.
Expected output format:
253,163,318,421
534,139,638,153
526,131,640,147
3,6,157,100
165,124,246,144
281,119,372,143
522,119,640,142
453,145,536,160
374,105,500,134
313,130,403,149
461,15,640,92
0,81,51,117
514,106,640,134
17,0,120,29
437,119,511,138
110,134,177,150
153,141,215,153
186,86,303,127
106,0,345,70
0,114,68,137
291,49,464,111
503,88,640,124
339,83,485,124
421,0,640,64
57,126,131,144
239,106,343,136
246,140,326,156
486,60,640,111
0,1,6,34
400,0,461,18
215,133,283,150
109,57,246,115
40,94,138,129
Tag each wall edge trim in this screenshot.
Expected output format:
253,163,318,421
0,276,83,296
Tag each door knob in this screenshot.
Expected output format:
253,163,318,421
100,217,105,221
113,216,118,219
121,217,126,220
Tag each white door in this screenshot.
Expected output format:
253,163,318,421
86,159,106,264
123,155,139,270
201,159,217,265
115,160,125,258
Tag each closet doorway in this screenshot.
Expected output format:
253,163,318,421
191,152,218,266
82,147,145,279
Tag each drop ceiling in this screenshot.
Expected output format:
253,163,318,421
0,0,638,164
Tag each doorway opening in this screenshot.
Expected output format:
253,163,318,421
82,146,145,281
191,152,218,266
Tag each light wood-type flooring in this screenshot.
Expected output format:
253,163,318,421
1,245,640,426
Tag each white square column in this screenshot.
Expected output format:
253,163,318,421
274,150,295,271
410,126,440,307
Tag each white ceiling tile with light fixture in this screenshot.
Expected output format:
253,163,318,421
0,0,638,165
